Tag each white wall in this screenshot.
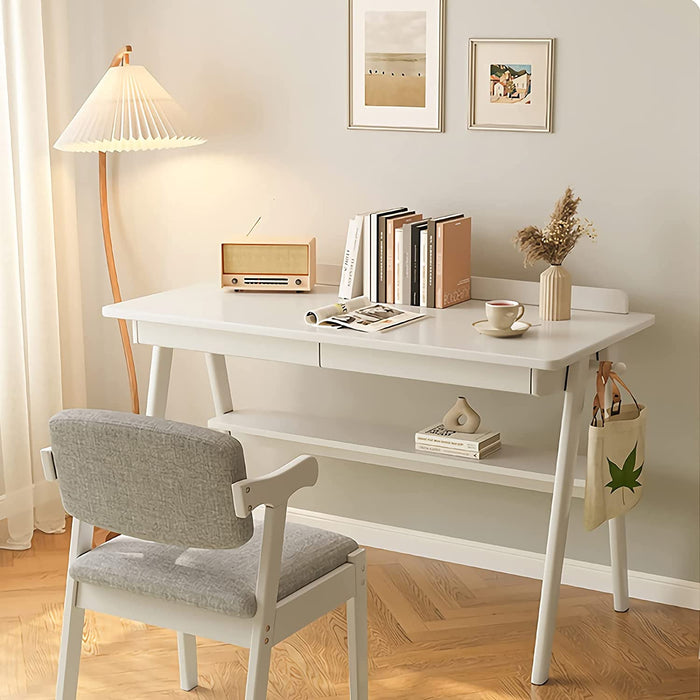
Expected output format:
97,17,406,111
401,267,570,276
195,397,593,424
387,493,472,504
46,0,699,583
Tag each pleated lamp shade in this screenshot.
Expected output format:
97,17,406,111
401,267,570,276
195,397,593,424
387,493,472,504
54,64,205,152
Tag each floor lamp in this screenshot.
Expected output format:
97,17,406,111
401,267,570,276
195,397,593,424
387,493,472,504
54,45,205,414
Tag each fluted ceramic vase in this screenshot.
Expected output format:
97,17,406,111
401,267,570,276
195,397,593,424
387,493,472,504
539,264,571,321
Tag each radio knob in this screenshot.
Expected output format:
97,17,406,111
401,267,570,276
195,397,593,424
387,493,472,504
295,279,302,285
231,278,238,284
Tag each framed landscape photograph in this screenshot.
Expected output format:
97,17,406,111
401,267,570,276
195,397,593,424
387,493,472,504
468,38,554,132
348,0,445,132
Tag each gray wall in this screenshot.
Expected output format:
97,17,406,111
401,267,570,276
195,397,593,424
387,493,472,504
48,0,699,582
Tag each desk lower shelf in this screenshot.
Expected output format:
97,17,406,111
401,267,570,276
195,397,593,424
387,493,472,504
208,410,586,498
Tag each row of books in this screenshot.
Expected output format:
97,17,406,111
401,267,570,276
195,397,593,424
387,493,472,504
339,207,472,309
415,424,501,460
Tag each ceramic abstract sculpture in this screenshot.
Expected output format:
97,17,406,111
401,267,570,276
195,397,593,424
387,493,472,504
442,396,481,433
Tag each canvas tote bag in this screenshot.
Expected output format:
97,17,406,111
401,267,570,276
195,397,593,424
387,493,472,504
584,361,647,531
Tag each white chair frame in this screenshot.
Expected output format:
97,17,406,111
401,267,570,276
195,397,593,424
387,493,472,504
42,449,368,700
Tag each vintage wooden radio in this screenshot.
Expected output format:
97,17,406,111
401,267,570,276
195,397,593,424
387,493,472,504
221,238,316,291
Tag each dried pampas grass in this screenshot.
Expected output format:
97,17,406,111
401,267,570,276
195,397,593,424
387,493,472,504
514,187,597,266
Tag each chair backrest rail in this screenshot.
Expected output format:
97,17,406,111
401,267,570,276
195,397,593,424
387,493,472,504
49,409,253,549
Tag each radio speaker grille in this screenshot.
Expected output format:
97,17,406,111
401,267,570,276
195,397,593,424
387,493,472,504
222,245,308,275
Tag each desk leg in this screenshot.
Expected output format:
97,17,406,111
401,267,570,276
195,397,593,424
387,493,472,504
205,353,233,415
609,515,630,612
531,359,587,685
146,346,173,418
146,346,199,684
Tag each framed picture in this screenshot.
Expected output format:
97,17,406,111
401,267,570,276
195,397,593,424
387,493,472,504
348,0,445,132
468,38,554,133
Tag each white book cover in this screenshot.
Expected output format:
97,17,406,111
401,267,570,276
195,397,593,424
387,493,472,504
420,230,429,307
394,227,404,304
338,218,357,299
351,215,365,298
369,215,378,302
339,216,364,299
362,213,371,297
395,225,412,305
415,424,500,449
415,442,502,460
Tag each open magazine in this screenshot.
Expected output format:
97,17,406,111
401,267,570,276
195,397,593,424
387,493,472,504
305,296,424,333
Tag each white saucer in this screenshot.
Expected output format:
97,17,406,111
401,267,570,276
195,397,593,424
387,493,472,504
472,319,531,337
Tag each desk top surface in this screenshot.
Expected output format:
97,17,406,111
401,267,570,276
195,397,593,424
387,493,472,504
104,284,654,370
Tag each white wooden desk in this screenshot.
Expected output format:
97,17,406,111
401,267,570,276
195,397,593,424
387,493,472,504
104,277,654,685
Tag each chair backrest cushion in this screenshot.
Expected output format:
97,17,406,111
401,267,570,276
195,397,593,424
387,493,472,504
49,409,253,549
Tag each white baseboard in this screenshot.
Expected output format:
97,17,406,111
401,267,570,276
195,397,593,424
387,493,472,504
288,507,700,611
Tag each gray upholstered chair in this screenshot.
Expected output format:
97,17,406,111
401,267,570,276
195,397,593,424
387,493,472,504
43,409,367,700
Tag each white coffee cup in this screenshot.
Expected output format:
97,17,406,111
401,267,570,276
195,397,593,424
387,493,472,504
485,300,525,330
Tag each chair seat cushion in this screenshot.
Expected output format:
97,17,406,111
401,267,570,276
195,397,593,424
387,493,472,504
70,521,357,618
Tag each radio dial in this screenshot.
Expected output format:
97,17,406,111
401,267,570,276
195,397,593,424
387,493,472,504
295,279,302,285
231,278,238,284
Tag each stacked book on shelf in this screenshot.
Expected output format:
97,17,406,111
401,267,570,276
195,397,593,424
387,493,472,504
415,424,501,460
339,207,472,309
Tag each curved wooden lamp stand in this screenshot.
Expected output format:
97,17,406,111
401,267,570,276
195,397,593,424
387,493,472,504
96,46,139,544
99,45,139,415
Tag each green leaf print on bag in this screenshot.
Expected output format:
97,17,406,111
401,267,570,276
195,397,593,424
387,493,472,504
605,442,643,504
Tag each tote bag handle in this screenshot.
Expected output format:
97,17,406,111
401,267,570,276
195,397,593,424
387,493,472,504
591,361,641,427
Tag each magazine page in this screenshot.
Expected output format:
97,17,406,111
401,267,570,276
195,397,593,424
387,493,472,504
305,296,371,325
305,297,424,333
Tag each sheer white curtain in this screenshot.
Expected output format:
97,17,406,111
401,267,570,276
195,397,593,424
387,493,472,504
0,0,65,549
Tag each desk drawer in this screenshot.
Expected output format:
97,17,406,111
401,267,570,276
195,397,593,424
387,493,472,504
135,321,319,367
320,344,531,394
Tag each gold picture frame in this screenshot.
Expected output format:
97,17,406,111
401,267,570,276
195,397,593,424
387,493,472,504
468,38,554,133
348,0,445,132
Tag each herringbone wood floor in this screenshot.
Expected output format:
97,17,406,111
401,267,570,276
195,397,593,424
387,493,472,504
1,527,697,699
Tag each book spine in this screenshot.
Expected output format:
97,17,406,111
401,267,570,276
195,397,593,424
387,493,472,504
394,230,403,304
435,225,444,309
410,226,421,306
346,220,360,299
339,218,358,299
386,225,395,304
427,223,436,308
362,214,371,298
377,222,386,304
415,444,482,460
369,215,378,302
415,435,486,450
401,229,412,305
351,216,365,298
420,231,428,307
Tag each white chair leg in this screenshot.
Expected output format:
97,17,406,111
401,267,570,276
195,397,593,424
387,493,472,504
177,632,198,691
56,588,85,699
347,549,368,700
609,515,630,612
57,519,92,700
245,627,273,700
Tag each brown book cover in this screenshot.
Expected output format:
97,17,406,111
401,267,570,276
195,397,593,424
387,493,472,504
427,214,463,308
386,213,422,304
436,217,471,309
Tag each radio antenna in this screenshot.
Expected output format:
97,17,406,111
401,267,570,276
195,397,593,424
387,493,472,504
246,216,262,237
